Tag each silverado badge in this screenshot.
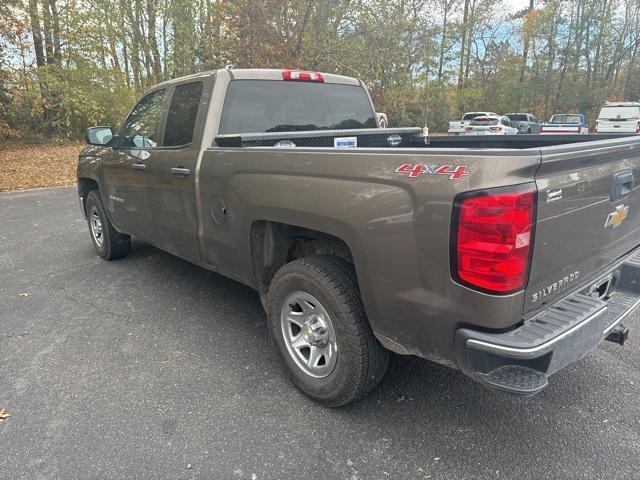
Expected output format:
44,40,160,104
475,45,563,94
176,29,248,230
605,204,629,229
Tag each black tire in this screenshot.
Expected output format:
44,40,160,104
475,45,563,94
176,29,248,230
85,190,131,260
266,256,389,407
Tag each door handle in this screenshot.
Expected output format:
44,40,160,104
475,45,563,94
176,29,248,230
131,163,146,171
171,167,191,177
611,169,633,201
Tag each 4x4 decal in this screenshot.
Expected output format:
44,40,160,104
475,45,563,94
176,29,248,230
395,163,470,180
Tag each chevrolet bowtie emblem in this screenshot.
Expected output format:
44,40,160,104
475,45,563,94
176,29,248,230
605,204,629,229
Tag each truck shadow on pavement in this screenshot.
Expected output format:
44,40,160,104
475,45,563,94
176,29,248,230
109,241,640,476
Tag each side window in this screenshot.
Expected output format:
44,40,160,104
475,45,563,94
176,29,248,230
163,82,203,147
121,89,165,148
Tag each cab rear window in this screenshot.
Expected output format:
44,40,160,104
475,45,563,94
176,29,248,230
462,113,487,121
598,106,640,120
550,115,582,124
470,118,499,126
218,80,376,134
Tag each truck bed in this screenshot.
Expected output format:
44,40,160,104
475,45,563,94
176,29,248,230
215,129,635,149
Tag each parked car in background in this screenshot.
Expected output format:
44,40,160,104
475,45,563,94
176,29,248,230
595,102,640,134
505,113,541,134
448,111,497,135
541,114,589,134
464,115,519,135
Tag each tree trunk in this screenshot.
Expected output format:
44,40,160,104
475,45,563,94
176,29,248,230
49,0,61,60
28,0,46,68
437,1,449,81
463,0,475,83
294,0,313,64
519,0,535,83
41,0,54,64
457,0,470,89
147,0,163,82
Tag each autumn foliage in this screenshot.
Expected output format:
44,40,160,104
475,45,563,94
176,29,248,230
1,0,640,140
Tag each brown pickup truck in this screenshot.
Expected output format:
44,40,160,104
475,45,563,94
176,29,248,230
78,68,640,406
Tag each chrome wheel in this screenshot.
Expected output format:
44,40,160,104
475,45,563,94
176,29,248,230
280,291,337,378
90,206,104,248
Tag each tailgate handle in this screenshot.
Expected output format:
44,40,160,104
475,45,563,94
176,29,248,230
171,167,191,177
611,169,633,201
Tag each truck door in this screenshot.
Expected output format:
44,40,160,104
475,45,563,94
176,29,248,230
101,88,166,237
145,81,205,261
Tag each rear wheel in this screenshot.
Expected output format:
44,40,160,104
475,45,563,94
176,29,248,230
85,190,131,260
266,256,389,407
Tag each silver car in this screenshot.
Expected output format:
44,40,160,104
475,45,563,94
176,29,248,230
505,113,541,134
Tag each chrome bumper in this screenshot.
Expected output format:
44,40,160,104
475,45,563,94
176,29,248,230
455,248,640,395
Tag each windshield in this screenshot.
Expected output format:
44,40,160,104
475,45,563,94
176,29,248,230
507,114,527,121
550,114,582,124
218,80,377,134
470,118,499,126
598,106,640,120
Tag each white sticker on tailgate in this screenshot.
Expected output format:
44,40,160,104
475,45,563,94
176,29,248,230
334,136,357,149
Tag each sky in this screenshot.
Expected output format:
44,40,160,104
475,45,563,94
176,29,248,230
504,0,532,14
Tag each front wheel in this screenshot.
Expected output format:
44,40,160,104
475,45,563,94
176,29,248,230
266,256,389,407
85,190,131,260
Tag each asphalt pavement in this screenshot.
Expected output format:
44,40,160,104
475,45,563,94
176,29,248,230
1,186,639,480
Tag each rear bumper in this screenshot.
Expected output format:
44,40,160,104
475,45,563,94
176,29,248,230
455,249,640,395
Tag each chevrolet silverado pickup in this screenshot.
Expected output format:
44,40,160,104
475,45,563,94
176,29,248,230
78,68,640,406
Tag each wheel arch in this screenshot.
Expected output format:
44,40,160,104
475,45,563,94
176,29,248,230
249,220,356,296
78,177,100,215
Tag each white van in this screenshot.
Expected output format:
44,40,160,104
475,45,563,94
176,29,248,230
596,102,640,134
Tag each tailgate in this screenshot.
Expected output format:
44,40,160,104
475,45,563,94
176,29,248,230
524,136,640,313
449,121,464,133
597,119,638,133
540,124,582,134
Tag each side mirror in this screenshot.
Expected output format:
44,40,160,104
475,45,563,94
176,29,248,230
85,126,113,146
376,112,388,129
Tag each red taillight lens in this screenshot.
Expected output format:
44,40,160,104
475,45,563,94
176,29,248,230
636,121,640,133
452,185,536,294
282,70,324,82
465,127,472,133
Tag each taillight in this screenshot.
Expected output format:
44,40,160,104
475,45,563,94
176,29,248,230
636,121,640,134
464,127,472,133
451,184,537,294
577,126,582,133
282,70,324,82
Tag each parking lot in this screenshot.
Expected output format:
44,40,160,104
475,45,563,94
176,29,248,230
1,186,640,480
